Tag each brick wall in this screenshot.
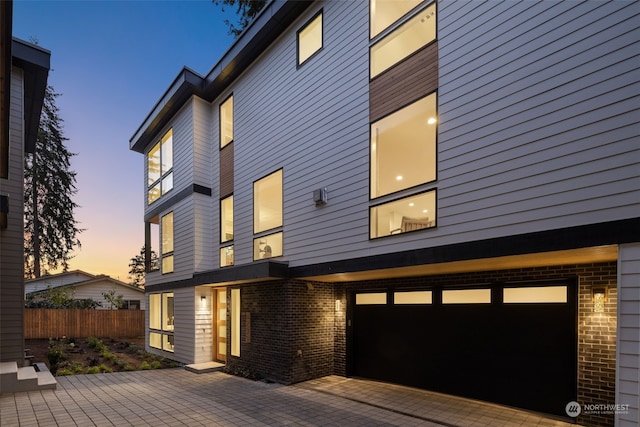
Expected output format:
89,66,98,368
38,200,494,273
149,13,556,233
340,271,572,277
337,262,617,427
225,280,335,384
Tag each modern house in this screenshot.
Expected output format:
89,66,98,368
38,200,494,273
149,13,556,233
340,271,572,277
0,0,54,392
25,270,145,309
130,1,639,425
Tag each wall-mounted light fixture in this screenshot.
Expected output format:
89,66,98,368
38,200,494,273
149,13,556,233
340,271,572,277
313,188,328,207
200,295,206,307
592,287,607,313
335,299,341,312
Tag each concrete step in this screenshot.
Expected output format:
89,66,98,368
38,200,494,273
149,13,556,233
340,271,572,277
0,361,56,393
185,361,225,374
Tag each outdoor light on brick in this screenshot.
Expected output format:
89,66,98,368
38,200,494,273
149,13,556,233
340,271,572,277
592,287,607,313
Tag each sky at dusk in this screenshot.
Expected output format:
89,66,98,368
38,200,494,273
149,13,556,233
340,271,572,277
13,0,237,281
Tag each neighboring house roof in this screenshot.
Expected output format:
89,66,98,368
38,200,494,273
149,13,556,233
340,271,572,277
25,269,96,286
25,271,143,296
130,0,313,153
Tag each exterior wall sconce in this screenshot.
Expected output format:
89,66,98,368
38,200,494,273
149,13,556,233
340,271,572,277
200,295,206,307
313,188,327,207
335,299,341,312
592,287,607,313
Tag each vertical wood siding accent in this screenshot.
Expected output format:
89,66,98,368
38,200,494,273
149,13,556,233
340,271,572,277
369,42,438,122
229,0,371,266
616,243,640,426
0,68,25,362
219,142,234,197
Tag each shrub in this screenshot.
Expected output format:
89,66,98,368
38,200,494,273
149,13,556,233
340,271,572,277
139,361,151,370
86,366,101,374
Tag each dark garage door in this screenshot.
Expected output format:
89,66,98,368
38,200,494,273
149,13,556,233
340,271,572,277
351,282,577,417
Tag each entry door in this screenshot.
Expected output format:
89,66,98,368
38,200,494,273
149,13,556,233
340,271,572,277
215,288,227,362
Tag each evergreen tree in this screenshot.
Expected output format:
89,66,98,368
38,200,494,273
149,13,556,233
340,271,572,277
128,245,157,288
24,85,82,278
212,0,266,36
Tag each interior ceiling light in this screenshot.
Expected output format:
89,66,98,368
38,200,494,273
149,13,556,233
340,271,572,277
428,117,437,125
396,175,403,181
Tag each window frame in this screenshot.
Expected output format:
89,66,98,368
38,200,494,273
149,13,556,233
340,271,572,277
369,91,438,200
369,0,424,39
296,9,324,67
370,1,436,79
220,245,234,267
161,212,174,274
147,128,174,205
148,292,174,352
369,188,437,239
220,195,234,244
253,169,283,235
219,94,234,149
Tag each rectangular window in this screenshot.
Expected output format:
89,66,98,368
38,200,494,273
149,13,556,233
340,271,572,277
161,212,174,274
220,245,234,267
394,290,432,304
442,289,491,304
149,292,174,352
297,10,323,66
370,190,436,238
254,169,283,233
356,292,387,305
253,232,283,261
370,0,423,38
221,195,234,243
231,288,240,357
147,129,173,204
371,93,437,198
371,3,436,78
220,95,233,148
503,286,567,303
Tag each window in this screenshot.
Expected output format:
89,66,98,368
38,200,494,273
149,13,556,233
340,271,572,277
149,292,174,352
220,246,234,267
503,286,567,303
147,129,173,204
370,0,423,38
254,170,283,233
220,95,233,148
370,190,436,238
297,10,323,66
355,292,387,305
442,289,491,304
371,93,437,198
253,232,283,261
394,290,432,304
161,212,174,274
371,2,436,78
231,288,240,357
221,195,234,243
123,300,141,310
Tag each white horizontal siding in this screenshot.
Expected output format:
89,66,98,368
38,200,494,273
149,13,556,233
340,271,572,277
72,282,145,310
616,243,640,426
228,0,370,265
173,287,195,363
192,97,214,188
193,193,216,273
194,286,213,363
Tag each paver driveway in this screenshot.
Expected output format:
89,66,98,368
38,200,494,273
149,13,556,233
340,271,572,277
0,370,581,426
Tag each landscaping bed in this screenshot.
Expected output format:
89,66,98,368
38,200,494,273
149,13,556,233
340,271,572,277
25,337,179,375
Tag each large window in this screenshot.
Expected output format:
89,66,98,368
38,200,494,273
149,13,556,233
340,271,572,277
254,170,283,233
220,95,233,148
161,212,174,274
147,129,173,204
297,10,323,66
371,93,437,198
370,0,423,38
253,232,283,261
370,190,436,238
149,292,174,352
370,2,436,78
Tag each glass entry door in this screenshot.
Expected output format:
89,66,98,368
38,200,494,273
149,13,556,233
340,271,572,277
215,288,227,362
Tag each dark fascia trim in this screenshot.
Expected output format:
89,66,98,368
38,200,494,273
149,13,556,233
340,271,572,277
145,260,289,293
129,0,314,154
144,184,212,222
12,38,50,153
290,218,640,278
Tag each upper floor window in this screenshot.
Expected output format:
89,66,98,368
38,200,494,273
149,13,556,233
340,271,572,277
370,0,423,38
371,92,437,198
370,190,436,238
297,10,323,66
147,129,174,204
221,195,234,243
220,95,234,148
161,212,174,274
254,169,283,234
370,2,436,78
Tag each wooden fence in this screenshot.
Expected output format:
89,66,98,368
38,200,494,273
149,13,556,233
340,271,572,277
24,309,145,339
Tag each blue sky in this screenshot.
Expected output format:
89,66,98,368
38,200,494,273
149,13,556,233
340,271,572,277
13,0,237,280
